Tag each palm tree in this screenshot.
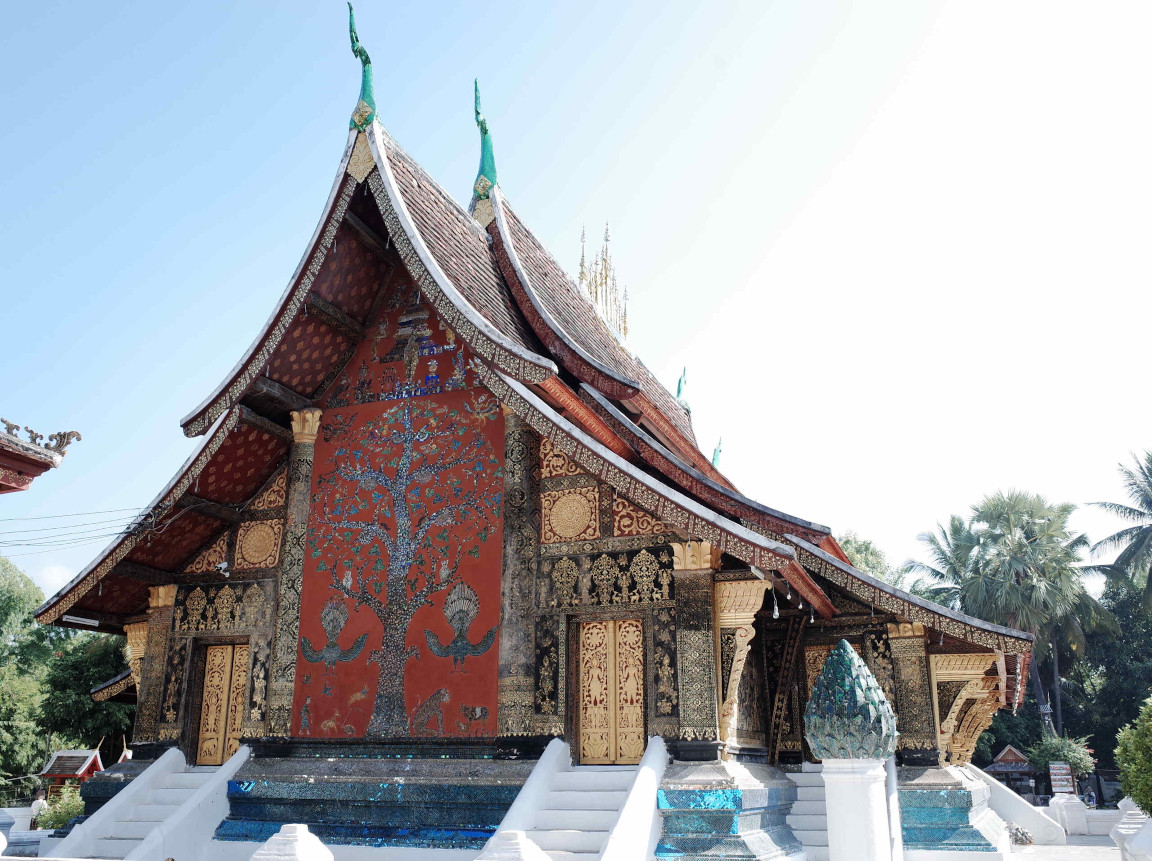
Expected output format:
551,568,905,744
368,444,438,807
906,491,1107,735
1090,452,1152,611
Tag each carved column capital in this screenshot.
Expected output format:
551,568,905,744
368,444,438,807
290,408,323,445
672,541,721,572
148,584,177,608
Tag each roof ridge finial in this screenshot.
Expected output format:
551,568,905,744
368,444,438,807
676,367,687,400
712,437,722,468
472,79,498,200
348,4,377,131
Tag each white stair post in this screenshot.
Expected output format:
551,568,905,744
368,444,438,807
822,759,891,861
804,640,900,861
249,824,333,861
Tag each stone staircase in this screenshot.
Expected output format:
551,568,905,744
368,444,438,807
785,766,828,861
65,766,217,859
525,764,637,860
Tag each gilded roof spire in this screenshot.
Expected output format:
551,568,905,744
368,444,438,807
348,4,377,131
473,79,498,200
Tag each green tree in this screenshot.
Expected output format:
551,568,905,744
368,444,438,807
1091,452,1152,611
1064,584,1152,767
39,634,133,766
1116,695,1152,815
0,555,59,667
907,492,1107,735
839,531,937,597
0,665,45,779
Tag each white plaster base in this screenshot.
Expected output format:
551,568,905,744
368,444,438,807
250,824,334,861
1113,803,1152,861
1049,794,1090,835
821,758,890,861
1128,819,1152,861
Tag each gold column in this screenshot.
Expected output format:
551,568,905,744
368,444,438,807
671,542,721,757
887,622,941,766
714,580,771,756
134,584,177,743
124,621,149,688
266,407,321,736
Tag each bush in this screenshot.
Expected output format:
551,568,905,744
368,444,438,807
1116,695,1152,815
1026,734,1096,776
35,784,84,831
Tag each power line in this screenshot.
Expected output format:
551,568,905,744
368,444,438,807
0,515,140,535
0,507,144,522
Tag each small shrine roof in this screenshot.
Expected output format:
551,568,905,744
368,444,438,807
0,420,79,493
42,749,102,777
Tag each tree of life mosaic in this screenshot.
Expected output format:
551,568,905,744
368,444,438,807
291,295,505,740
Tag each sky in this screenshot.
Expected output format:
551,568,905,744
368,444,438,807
3,1,1150,598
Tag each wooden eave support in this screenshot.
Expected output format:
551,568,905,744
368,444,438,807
113,562,175,585
343,210,393,260
305,294,365,342
239,406,294,443
177,494,242,524
247,376,311,414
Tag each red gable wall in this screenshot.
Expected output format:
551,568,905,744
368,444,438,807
291,281,504,739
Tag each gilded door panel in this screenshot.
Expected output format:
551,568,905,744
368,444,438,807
224,645,249,762
197,645,234,766
579,621,613,764
578,619,644,765
614,619,645,765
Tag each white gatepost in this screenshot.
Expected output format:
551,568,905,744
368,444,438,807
804,639,900,861
822,758,891,861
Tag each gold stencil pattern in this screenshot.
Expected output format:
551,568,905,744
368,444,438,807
542,487,600,543
184,534,228,575
250,469,287,510
236,520,283,570
612,497,666,537
540,436,582,478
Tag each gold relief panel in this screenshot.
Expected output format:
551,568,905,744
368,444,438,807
541,487,600,544
612,496,667,537
540,436,582,478
236,520,283,570
184,533,229,575
175,582,272,633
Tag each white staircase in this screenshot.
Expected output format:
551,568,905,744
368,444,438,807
527,765,637,860
80,768,216,859
52,745,250,861
786,766,828,861
479,736,668,861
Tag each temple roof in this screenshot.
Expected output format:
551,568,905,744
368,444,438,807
0,420,79,493
34,26,1034,668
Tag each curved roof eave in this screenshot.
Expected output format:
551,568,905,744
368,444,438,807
489,188,642,399
787,534,1034,650
364,125,557,384
476,365,836,618
579,383,831,541
35,408,242,625
181,130,363,437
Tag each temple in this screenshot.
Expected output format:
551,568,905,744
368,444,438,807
0,419,79,494
35,10,1033,860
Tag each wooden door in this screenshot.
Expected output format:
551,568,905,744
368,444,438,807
196,643,249,766
578,619,645,764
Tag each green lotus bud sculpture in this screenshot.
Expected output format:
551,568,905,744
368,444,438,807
804,639,898,760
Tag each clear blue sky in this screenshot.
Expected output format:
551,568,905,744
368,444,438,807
4,1,1151,595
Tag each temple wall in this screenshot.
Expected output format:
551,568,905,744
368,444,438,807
289,285,504,740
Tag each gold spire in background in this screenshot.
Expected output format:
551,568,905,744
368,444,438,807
578,223,629,341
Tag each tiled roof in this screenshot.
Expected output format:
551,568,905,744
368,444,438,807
497,198,697,446
383,143,544,357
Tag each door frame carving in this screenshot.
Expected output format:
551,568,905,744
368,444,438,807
182,634,250,764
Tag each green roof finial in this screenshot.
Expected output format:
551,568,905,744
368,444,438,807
712,438,722,468
676,368,687,400
348,4,376,132
473,79,498,199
